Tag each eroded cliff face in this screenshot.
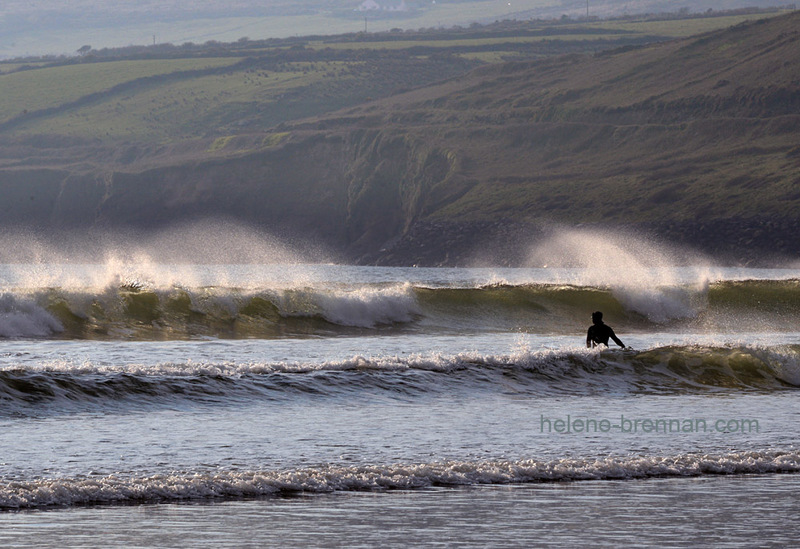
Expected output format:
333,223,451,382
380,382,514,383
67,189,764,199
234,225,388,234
2,13,800,266
341,129,466,259
2,108,799,266
96,134,353,248
0,129,464,262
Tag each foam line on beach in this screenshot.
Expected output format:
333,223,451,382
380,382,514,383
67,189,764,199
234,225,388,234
2,450,798,509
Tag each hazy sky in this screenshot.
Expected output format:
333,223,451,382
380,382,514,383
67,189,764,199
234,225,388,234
0,0,786,58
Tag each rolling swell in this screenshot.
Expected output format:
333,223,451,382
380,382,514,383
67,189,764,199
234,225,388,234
709,279,800,312
1,345,798,414
2,278,800,340
2,450,799,509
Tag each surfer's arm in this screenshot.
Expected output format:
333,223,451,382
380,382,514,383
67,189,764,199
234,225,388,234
586,328,593,348
609,330,625,348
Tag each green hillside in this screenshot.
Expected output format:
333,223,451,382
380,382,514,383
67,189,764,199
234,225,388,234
0,8,787,143
0,9,798,266
330,11,800,264
1,0,783,59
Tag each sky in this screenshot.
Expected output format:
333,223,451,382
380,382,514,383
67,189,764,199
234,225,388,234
0,0,787,59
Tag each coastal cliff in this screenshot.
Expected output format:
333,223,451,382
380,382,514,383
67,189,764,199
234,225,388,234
1,12,799,265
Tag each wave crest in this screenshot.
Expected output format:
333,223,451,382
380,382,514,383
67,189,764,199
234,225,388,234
0,294,63,338
2,450,798,509
2,277,800,340
1,345,797,415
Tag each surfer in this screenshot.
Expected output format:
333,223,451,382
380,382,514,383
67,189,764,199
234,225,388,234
586,311,627,349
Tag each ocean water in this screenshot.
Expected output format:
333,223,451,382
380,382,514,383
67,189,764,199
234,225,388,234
1,262,800,546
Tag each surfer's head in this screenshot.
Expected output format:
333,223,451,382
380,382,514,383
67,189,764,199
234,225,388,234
591,311,603,324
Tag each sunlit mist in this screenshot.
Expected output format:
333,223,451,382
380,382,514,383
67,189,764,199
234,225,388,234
525,227,714,323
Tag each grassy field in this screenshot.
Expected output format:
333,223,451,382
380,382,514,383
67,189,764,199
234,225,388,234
2,1,785,59
310,33,630,50
590,11,793,37
0,7,792,143
0,62,48,74
7,53,485,141
14,61,356,140
0,58,240,125
0,0,563,58
0,9,797,265
307,10,792,50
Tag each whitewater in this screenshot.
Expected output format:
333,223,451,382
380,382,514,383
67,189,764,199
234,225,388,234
1,257,800,546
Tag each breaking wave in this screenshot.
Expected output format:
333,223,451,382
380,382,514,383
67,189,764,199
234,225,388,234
1,344,798,415
0,278,799,340
0,294,64,338
2,450,798,509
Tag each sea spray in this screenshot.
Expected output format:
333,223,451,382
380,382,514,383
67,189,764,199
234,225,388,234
0,220,329,286
2,267,800,339
283,283,421,328
526,227,713,322
0,294,63,338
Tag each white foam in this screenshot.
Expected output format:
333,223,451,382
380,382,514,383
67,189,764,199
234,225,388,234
0,294,63,338
754,345,800,386
2,451,798,509
3,343,792,379
526,228,712,323
275,285,421,328
2,352,462,377
615,283,706,323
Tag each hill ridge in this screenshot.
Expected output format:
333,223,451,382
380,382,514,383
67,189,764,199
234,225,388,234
1,11,799,266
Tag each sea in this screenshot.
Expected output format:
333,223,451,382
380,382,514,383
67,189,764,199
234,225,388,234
1,257,800,547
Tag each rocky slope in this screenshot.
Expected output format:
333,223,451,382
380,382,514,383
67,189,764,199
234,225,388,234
1,11,799,265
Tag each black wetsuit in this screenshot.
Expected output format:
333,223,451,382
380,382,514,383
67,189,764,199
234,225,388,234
586,322,624,348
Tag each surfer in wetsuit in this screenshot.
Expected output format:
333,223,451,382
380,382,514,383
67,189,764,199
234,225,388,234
586,311,627,349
